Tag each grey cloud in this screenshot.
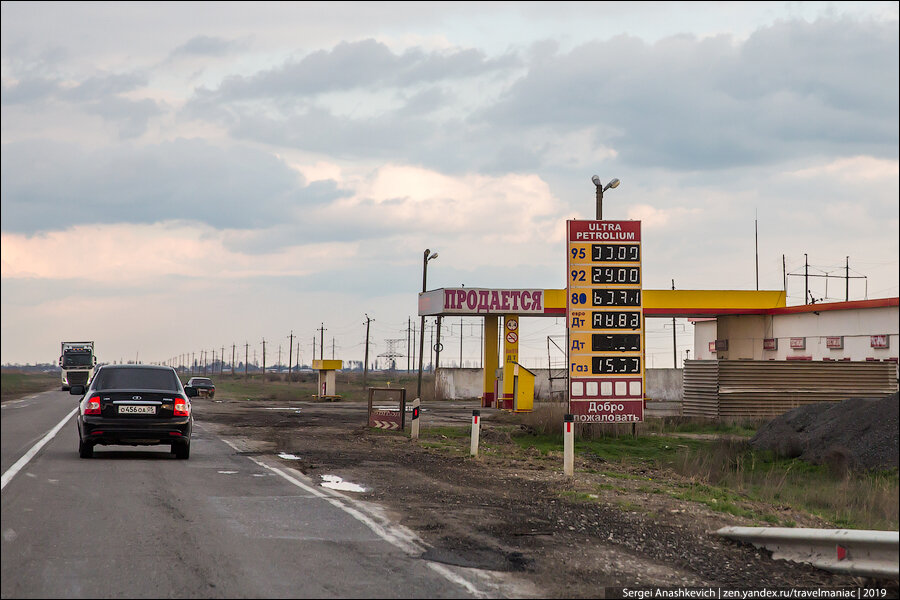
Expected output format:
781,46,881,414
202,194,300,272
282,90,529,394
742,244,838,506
170,35,244,58
482,18,898,169
1,76,59,104
0,138,331,233
192,38,519,102
63,72,147,102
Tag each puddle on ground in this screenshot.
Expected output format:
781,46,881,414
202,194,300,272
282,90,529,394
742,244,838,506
320,474,368,493
277,452,302,460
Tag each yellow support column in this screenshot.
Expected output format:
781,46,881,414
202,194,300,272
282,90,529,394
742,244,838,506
482,316,499,408
500,314,519,410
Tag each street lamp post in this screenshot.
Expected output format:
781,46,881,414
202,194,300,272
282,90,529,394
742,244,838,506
591,175,620,220
416,249,439,399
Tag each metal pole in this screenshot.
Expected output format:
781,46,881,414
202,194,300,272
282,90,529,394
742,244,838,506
416,250,430,399
755,218,759,290
845,256,849,302
595,184,603,220
804,253,809,304
364,315,371,387
459,318,463,367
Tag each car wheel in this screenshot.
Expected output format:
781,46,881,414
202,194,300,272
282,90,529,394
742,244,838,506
78,439,93,459
173,440,190,460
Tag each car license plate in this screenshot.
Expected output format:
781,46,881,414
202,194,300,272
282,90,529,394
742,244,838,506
118,405,156,415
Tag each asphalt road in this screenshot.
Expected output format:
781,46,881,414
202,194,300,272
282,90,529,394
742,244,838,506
1,390,508,598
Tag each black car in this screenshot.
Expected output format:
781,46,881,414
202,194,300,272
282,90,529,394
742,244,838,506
186,377,215,398
69,364,198,459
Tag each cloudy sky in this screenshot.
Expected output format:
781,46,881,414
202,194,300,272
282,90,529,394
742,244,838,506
2,1,898,370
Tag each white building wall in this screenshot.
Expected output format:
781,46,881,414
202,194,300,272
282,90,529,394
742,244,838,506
691,305,898,362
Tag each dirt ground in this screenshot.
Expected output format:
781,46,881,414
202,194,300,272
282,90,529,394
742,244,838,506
196,396,897,598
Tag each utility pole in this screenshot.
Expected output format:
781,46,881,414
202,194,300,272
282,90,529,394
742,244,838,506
755,217,759,291
312,336,316,365
288,331,294,382
262,338,266,381
459,317,463,367
232,344,235,376
845,256,850,302
429,321,434,373
221,346,225,374
244,343,249,378
804,253,810,304
407,318,412,372
364,314,372,387
332,338,335,360
278,345,282,374
434,316,443,372
318,323,326,361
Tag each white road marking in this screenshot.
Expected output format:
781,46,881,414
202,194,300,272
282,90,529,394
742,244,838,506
220,437,489,598
1,407,78,491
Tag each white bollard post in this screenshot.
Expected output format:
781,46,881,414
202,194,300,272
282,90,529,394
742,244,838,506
470,410,481,457
564,413,574,476
411,398,421,440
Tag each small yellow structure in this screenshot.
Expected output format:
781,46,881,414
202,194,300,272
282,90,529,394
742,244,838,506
512,362,534,413
312,359,342,400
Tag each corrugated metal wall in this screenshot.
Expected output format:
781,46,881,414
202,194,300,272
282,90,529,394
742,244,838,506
683,360,898,419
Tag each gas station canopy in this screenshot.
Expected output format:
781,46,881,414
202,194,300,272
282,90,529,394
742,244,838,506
418,287,787,319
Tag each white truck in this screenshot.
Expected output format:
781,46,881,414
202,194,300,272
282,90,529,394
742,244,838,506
59,341,96,391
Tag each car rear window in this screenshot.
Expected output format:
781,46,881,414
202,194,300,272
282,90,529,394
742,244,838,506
94,368,180,391
193,379,212,385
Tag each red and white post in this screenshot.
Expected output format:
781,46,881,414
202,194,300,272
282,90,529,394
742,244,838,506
411,398,421,440
470,410,481,457
564,413,574,476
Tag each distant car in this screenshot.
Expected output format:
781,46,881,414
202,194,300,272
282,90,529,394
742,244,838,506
186,377,215,398
69,364,197,459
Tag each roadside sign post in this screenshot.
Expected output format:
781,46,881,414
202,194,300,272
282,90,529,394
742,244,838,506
411,398,421,439
470,410,481,457
563,414,574,476
566,220,645,425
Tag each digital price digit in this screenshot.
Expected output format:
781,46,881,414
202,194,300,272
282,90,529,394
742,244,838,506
591,244,640,262
591,333,641,352
591,311,641,330
591,266,641,285
592,289,641,307
591,356,642,374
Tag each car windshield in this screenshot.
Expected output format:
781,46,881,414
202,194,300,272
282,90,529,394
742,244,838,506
93,368,180,391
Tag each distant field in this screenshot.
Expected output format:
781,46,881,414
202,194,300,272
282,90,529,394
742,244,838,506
1,370,59,402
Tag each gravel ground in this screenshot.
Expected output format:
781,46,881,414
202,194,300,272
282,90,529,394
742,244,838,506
751,392,899,471
197,397,898,598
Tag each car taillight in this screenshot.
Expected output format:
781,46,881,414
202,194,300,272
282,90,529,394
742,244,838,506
174,398,190,416
83,395,101,415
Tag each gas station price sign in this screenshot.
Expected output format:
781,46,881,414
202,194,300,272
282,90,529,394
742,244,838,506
566,220,644,423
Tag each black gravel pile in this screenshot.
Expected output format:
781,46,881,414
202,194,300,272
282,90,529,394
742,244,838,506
750,392,899,472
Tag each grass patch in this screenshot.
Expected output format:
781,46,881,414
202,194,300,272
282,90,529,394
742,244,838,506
1,370,60,401
511,405,898,530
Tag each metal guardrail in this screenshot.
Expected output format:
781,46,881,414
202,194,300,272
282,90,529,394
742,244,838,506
716,526,899,579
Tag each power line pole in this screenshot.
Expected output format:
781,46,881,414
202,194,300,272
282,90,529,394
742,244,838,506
845,256,850,301
312,336,316,365
244,343,249,378
332,338,335,360
318,323,326,361
407,318,412,373
364,314,372,387
805,253,810,304
288,330,294,382
231,344,235,376
262,338,266,381
459,317,463,367
221,346,225,374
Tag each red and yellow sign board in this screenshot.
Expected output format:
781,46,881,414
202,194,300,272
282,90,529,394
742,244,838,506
566,220,644,422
